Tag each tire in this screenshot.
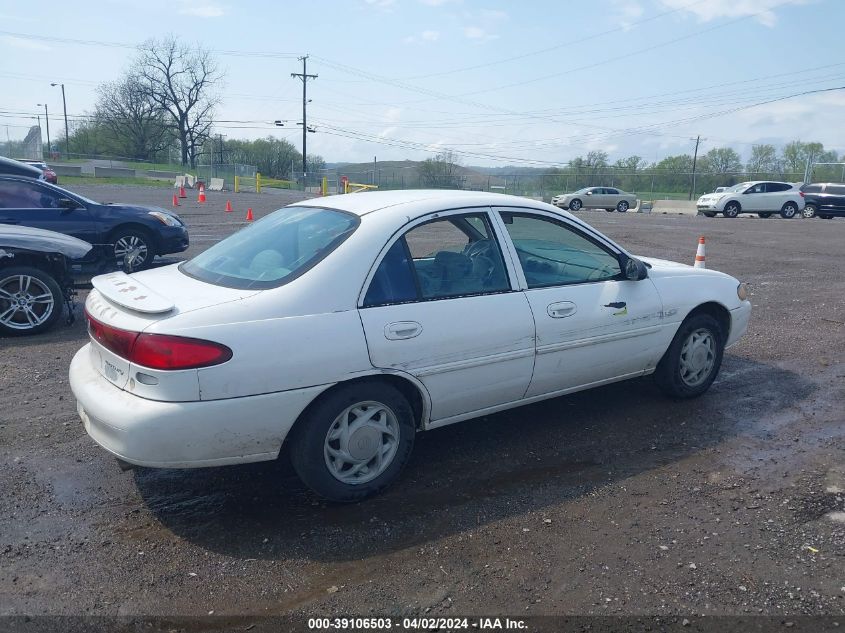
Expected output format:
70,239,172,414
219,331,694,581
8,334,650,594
568,199,582,211
702,212,716,218
758,212,771,219
605,208,614,212
653,313,725,399
820,215,834,220
802,204,817,219
616,200,629,212
110,227,155,270
722,202,741,218
0,266,64,336
780,202,798,219
289,381,416,502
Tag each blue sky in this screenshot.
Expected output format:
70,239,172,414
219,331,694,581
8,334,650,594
1,0,843,166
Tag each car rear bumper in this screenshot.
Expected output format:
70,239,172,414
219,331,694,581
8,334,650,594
69,344,329,468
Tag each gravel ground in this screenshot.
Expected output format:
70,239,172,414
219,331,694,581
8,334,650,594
0,186,843,625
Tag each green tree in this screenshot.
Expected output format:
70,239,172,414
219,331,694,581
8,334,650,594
746,144,778,175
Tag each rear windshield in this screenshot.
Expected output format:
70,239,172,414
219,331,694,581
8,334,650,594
180,206,359,289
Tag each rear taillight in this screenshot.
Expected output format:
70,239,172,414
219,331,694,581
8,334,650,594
85,311,232,370
132,333,232,370
799,191,805,197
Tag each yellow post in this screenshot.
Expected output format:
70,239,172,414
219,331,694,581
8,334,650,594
256,173,261,193
234,175,240,193
321,176,328,196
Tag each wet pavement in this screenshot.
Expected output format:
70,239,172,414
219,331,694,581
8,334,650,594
1,187,843,620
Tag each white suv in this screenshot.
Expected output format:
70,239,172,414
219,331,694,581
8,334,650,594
697,181,805,219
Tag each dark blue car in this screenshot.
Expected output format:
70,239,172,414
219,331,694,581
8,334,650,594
0,174,188,270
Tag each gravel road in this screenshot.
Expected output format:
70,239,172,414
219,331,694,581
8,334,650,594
1,186,843,626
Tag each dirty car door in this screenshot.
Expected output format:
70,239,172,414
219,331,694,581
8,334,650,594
358,209,535,423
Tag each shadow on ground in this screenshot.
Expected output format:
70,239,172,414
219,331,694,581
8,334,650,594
132,355,814,563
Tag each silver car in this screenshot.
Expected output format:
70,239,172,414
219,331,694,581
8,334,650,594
551,187,635,212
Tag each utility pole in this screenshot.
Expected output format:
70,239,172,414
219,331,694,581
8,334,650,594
51,83,69,158
689,135,704,200
291,55,317,183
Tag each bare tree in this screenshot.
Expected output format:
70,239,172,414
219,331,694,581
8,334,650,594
419,150,464,188
135,36,221,167
95,75,171,161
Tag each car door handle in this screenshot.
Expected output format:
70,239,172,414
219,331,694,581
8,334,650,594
547,301,577,318
384,321,423,340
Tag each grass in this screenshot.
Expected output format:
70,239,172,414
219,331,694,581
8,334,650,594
59,175,174,188
260,177,294,189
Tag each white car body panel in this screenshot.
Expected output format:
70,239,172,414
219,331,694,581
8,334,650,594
697,181,805,214
70,190,751,469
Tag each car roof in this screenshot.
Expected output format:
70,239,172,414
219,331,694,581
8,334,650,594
295,189,562,219
0,155,43,176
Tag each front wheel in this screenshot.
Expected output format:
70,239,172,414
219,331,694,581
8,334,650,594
654,313,725,399
723,202,741,218
111,227,155,270
289,381,416,502
616,200,629,212
802,204,817,219
0,266,64,336
569,199,582,211
780,202,798,219
758,212,772,219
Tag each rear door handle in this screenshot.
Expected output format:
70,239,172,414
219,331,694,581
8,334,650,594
547,301,577,318
384,321,423,340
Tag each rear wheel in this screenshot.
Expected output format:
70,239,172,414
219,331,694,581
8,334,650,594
780,202,798,219
616,200,629,212
802,204,817,219
654,313,725,399
758,212,772,219
289,381,416,502
568,199,582,211
0,266,64,336
723,202,741,218
111,227,155,270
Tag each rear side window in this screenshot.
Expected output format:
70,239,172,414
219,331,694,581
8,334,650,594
802,184,823,194
765,183,791,193
181,206,358,289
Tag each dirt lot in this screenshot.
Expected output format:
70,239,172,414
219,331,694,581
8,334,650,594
1,185,843,626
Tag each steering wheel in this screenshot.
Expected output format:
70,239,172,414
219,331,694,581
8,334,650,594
463,240,498,284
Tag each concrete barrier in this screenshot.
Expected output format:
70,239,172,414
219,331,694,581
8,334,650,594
651,200,698,216
145,170,182,180
208,177,225,191
93,166,136,178
50,164,82,177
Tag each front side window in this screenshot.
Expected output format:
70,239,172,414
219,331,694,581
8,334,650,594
500,212,621,288
363,212,510,305
746,183,765,194
181,206,359,289
0,181,61,209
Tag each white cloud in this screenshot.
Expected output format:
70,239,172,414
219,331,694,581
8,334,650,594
0,35,51,51
419,0,458,5
385,107,403,122
366,0,396,6
612,0,644,30
421,29,440,41
178,1,225,17
379,127,398,138
657,0,808,27
480,9,508,20
463,26,498,40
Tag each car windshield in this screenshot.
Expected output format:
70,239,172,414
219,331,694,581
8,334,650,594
180,206,359,289
573,188,590,194
728,182,754,193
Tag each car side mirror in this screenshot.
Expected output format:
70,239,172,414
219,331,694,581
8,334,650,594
58,198,79,210
620,255,648,281
585,191,592,195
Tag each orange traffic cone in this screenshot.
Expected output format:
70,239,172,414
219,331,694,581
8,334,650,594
693,236,706,269
225,200,233,212
245,208,254,222
179,185,187,198
172,194,179,207
197,184,206,204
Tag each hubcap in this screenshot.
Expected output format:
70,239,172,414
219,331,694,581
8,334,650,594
571,200,581,210
679,328,716,387
114,236,148,268
784,205,796,217
0,274,54,330
619,202,628,211
802,206,814,218
324,401,400,485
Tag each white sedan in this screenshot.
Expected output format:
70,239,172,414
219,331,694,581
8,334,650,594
70,190,751,501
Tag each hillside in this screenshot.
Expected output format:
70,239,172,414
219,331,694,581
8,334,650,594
330,159,507,190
